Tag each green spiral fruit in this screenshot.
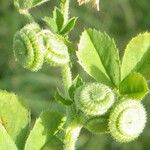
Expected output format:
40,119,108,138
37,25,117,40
74,83,115,116
13,23,45,71
108,99,146,143
44,30,70,66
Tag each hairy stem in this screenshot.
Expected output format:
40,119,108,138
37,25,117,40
60,0,72,93
19,9,35,23
60,2,80,150
61,64,72,92
64,120,82,150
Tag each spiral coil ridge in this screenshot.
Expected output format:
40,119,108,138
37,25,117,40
108,99,147,142
44,31,70,66
74,83,115,116
13,23,45,71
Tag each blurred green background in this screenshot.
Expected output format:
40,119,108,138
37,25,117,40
0,0,150,149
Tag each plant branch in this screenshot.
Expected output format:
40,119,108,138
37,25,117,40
19,9,35,23
61,64,72,95
64,120,82,150
60,0,73,95
59,1,80,150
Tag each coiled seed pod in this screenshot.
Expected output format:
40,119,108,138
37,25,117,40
13,23,45,71
74,83,115,116
44,31,70,66
108,99,146,143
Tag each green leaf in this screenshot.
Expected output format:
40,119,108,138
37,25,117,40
121,32,150,81
25,111,65,150
68,75,84,99
77,29,120,87
43,8,65,33
119,73,149,100
55,89,73,106
0,124,18,150
0,90,30,149
14,0,49,10
84,116,108,135
53,7,64,32
43,17,57,32
60,17,77,35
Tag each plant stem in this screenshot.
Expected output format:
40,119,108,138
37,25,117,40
64,120,82,150
60,1,80,150
60,0,72,94
19,9,35,23
61,64,72,93
61,0,70,24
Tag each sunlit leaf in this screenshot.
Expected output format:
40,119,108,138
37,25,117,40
121,32,150,81
0,90,30,149
119,73,149,100
0,124,18,150
60,17,77,34
77,29,120,87
25,111,65,150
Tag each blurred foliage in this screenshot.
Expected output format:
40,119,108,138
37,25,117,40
0,0,150,149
